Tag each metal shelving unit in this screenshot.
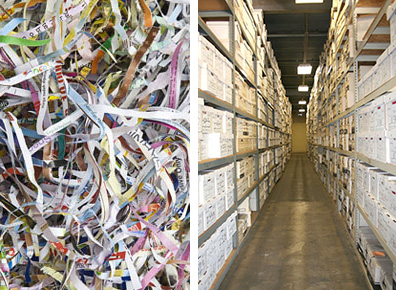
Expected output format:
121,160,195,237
198,0,292,288
307,0,396,287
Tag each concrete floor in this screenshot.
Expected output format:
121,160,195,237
219,153,371,290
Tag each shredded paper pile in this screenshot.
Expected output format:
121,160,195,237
0,0,190,288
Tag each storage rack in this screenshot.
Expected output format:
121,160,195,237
198,0,292,289
307,0,396,286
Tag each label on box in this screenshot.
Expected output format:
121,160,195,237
204,200,217,230
226,188,234,211
216,194,226,219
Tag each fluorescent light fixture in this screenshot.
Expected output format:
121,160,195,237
296,0,324,3
299,109,305,112
298,85,309,92
298,113,303,116
298,100,307,105
297,64,312,75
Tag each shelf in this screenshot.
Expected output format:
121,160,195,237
356,153,396,176
331,148,355,158
258,164,276,182
234,14,256,59
321,105,355,128
236,149,257,159
355,0,392,58
199,155,234,171
198,16,233,61
257,118,275,129
208,249,238,290
237,180,258,204
333,176,355,201
234,60,256,89
198,0,232,12
357,204,396,265
199,203,237,246
235,107,258,122
199,89,234,112
355,75,396,110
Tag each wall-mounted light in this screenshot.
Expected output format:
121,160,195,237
298,85,309,92
299,109,305,112
296,0,324,3
297,64,312,75
298,99,307,105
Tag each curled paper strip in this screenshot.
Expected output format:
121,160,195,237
0,0,190,289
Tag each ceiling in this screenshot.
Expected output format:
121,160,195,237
253,0,332,116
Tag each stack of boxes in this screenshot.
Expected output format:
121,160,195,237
339,114,355,152
236,117,257,153
356,160,396,260
198,212,237,290
198,163,235,236
236,156,256,200
198,35,233,104
356,227,394,288
357,92,396,165
338,72,355,113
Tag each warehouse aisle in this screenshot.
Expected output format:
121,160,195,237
219,153,371,290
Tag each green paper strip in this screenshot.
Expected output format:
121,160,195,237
0,36,50,46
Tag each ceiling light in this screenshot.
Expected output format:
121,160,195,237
298,113,303,116
296,0,324,3
297,64,312,75
299,100,307,105
298,85,309,92
299,109,305,112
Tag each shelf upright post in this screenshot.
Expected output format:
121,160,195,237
352,0,359,244
254,24,260,212
229,6,239,251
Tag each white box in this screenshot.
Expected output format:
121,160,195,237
357,187,366,207
214,224,227,272
378,173,396,212
206,21,231,51
204,198,217,230
198,35,215,70
378,206,392,246
385,212,396,255
386,180,396,219
226,213,237,239
364,193,378,227
198,240,210,279
216,194,226,219
225,188,234,211
206,133,221,159
370,169,386,199
216,167,226,196
199,133,206,161
212,108,223,134
201,105,213,134
372,96,386,134
222,111,233,135
385,92,396,134
225,164,234,190
199,64,218,96
199,172,216,203
387,131,396,165
377,50,391,86
224,237,233,259
376,134,387,163
199,205,205,236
